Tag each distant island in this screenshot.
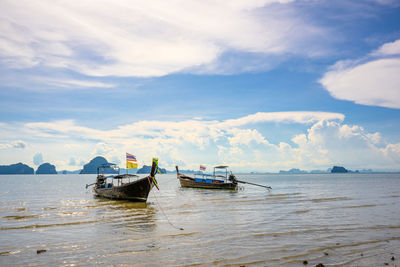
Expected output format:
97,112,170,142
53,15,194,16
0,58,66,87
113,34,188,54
278,166,368,174
331,166,348,173
0,163,34,174
80,156,166,174
0,158,390,175
171,169,202,175
36,163,57,174
171,168,196,174
79,156,118,174
137,165,167,174
279,168,308,174
279,168,331,174
60,169,81,174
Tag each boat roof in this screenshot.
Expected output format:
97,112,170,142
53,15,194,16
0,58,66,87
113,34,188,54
97,163,118,169
214,165,228,169
113,174,139,179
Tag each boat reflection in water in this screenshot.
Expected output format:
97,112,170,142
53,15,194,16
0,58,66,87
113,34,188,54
93,198,157,232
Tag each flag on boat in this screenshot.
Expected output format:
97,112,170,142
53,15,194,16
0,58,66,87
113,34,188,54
126,152,138,169
200,165,206,171
152,158,159,190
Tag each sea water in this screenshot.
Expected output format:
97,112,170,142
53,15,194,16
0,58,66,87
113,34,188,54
0,173,399,266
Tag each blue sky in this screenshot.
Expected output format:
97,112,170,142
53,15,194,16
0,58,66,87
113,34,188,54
0,0,400,172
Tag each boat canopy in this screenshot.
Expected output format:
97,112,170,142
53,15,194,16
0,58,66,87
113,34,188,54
113,174,139,179
213,165,229,180
214,165,228,169
98,163,118,169
97,163,120,176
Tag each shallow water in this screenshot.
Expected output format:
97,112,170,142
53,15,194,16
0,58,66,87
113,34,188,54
0,173,399,266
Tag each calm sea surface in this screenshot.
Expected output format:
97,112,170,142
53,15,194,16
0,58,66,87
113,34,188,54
1,173,399,266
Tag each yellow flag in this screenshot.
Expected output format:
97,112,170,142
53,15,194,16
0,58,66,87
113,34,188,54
126,153,138,169
126,161,138,169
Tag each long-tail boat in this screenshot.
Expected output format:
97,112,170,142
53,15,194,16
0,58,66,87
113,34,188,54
176,165,238,190
87,158,159,202
176,165,272,190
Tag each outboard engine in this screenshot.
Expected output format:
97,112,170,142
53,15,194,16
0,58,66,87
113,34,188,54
228,173,237,183
96,176,106,187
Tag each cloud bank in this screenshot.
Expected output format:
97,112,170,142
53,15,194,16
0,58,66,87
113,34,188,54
1,112,399,172
33,153,43,165
0,0,324,79
0,140,26,150
320,39,400,109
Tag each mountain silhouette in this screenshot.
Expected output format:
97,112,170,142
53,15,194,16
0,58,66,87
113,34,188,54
0,163,34,174
80,156,118,174
36,163,57,174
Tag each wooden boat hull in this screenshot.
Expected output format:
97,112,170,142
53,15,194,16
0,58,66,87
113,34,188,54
94,176,154,202
178,174,237,190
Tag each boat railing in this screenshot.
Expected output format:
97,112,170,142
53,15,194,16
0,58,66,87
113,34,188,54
177,165,233,183
194,173,212,179
194,172,229,181
97,163,142,187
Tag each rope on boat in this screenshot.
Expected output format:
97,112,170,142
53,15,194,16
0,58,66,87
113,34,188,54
151,189,184,231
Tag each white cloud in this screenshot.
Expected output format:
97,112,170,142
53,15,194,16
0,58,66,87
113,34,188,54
320,39,400,109
373,39,400,56
33,153,43,165
291,120,400,170
93,142,114,155
0,0,324,78
69,157,76,166
35,77,116,89
221,111,344,128
383,143,400,162
0,111,399,171
25,120,103,139
228,128,270,146
0,140,26,150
